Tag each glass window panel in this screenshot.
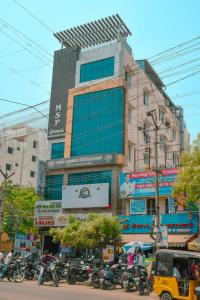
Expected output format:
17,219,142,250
71,87,124,156
80,57,114,83
45,174,64,200
51,142,65,159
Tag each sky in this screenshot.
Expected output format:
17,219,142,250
0,0,200,141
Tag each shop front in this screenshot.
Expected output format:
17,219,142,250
119,168,199,248
119,213,198,248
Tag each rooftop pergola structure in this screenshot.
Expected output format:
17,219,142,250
54,14,132,49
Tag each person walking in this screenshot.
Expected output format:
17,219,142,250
0,249,14,278
136,250,145,267
127,252,135,267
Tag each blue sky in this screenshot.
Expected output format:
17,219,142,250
0,0,200,141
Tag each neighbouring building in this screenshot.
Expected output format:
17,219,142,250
35,15,194,252
0,125,48,187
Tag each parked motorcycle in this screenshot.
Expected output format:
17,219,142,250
100,263,126,290
0,259,25,283
38,261,59,287
56,260,69,282
121,265,139,292
137,266,151,295
67,261,93,285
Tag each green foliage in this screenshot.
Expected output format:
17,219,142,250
1,181,41,236
50,213,121,249
174,133,200,208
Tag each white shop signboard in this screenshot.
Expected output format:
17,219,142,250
62,183,109,209
34,201,67,227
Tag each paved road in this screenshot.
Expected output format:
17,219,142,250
0,280,157,300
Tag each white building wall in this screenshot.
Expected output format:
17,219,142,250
0,125,48,187
121,51,189,172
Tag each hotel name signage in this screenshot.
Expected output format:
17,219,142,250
46,153,116,170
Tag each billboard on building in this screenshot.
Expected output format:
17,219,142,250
46,153,116,170
34,201,68,227
120,168,178,199
47,48,79,138
119,213,198,234
14,233,38,256
36,160,46,195
62,183,109,209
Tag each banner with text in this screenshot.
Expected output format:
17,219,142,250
34,201,67,227
120,168,178,199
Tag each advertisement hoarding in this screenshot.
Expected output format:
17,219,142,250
119,213,198,234
120,168,178,198
34,201,68,227
130,199,147,215
103,245,114,262
36,160,46,195
46,153,115,170
62,183,109,209
14,233,38,256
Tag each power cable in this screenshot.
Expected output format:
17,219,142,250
13,0,54,34
0,26,52,67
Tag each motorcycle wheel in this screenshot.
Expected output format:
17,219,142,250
13,270,25,283
91,274,100,289
52,273,59,287
67,272,76,285
26,273,34,280
38,277,44,285
7,276,14,282
138,283,145,295
126,285,135,292
101,278,113,290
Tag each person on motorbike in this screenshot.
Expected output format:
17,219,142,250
0,251,4,267
38,251,56,283
0,249,14,279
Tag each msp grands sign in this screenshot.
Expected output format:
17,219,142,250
120,168,178,198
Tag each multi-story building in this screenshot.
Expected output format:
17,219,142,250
0,125,48,187
39,15,195,250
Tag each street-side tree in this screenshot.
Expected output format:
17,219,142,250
1,181,41,236
174,133,200,210
50,213,121,249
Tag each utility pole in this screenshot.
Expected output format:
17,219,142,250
0,169,15,234
139,110,170,250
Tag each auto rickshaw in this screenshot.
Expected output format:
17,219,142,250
154,249,200,300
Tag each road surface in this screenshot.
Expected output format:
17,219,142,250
0,280,158,300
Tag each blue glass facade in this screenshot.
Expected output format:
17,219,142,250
68,171,112,204
45,174,64,200
80,57,114,83
71,87,125,157
51,142,65,159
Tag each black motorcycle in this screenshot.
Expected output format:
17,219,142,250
38,261,59,287
67,261,93,285
56,260,69,282
0,259,25,283
100,263,126,290
137,266,151,295
121,265,139,292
